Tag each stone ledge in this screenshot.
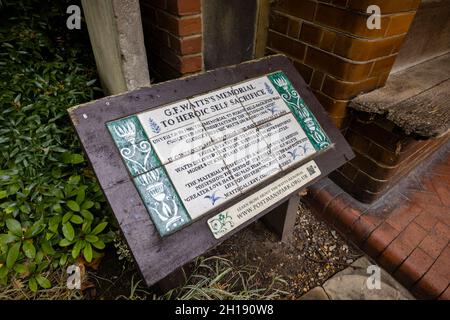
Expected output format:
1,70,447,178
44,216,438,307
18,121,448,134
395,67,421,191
349,53,450,138
301,257,415,300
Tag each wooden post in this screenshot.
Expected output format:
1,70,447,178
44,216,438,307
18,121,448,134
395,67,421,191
156,196,300,293
254,0,271,58
261,194,300,243
81,0,150,95
156,267,187,293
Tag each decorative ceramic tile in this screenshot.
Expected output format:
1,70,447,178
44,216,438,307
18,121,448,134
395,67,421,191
133,167,190,236
243,95,291,126
200,105,255,142
216,128,281,193
188,86,255,141
137,100,213,164
231,76,280,105
106,115,161,176
189,86,243,119
164,144,240,219
207,160,321,239
138,100,197,138
267,71,331,151
258,113,316,169
150,121,212,164
231,76,290,126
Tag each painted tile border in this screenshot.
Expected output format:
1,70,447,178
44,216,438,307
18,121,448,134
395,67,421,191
133,167,190,236
106,115,162,176
267,71,331,151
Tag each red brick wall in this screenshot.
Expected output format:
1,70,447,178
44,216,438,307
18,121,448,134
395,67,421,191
330,111,450,203
140,0,203,81
266,0,421,128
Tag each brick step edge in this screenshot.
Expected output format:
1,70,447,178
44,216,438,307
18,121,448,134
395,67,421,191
303,177,449,300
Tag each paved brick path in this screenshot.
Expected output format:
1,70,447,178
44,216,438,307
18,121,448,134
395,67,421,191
305,144,450,299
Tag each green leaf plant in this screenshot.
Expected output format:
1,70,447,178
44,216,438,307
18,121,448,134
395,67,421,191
0,0,116,291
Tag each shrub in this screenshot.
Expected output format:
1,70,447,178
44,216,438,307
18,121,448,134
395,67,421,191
0,0,114,292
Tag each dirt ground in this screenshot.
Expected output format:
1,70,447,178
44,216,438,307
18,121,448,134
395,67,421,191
87,200,362,299
209,200,362,298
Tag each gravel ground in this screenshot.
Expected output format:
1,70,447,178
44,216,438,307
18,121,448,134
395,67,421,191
83,199,362,299
209,200,363,298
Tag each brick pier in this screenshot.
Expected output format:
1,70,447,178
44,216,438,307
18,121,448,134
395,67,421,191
140,0,203,79
267,0,420,127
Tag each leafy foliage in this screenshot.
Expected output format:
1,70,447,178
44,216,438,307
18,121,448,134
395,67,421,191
0,0,114,292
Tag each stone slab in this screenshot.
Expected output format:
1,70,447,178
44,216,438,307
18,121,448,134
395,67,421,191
321,257,415,300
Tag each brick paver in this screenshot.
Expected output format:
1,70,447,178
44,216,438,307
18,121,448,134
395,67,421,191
305,145,450,299
394,247,434,288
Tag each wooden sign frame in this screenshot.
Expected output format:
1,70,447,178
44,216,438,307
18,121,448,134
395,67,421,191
68,55,354,287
